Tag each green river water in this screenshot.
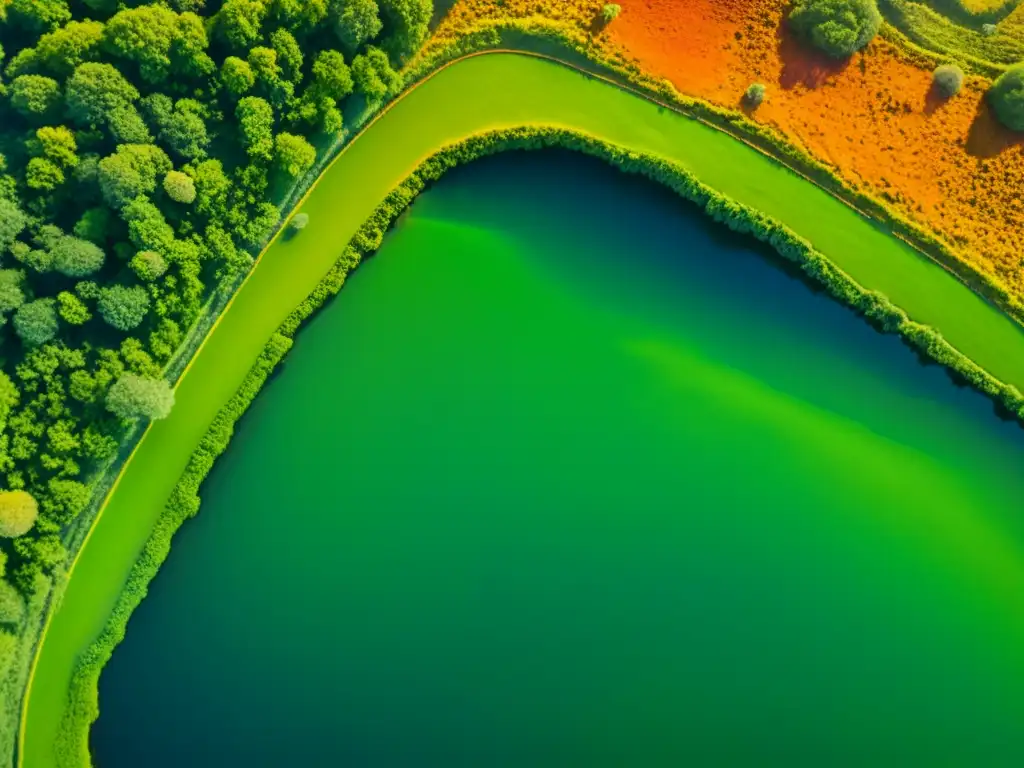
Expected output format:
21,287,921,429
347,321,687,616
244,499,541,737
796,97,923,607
91,151,1024,765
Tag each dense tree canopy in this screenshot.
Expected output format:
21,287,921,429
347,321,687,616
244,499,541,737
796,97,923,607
0,0,433,609
789,0,882,59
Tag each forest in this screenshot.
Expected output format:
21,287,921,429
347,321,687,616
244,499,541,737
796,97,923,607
0,0,432,651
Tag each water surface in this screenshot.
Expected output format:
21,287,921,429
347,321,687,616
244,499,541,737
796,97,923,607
93,151,1024,765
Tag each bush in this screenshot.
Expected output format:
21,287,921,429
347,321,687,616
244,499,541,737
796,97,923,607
601,4,622,24
0,490,38,538
289,213,309,232
789,0,882,59
981,23,997,37
744,83,767,108
989,64,1024,131
106,373,175,420
933,65,965,98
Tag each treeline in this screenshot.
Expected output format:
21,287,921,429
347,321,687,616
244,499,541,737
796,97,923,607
0,0,432,678
58,122,1024,765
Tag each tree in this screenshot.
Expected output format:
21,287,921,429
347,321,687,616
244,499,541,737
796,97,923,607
103,5,212,83
0,199,28,254
248,46,283,87
14,300,59,346
378,0,431,61
41,478,90,527
217,0,268,49
98,143,173,208
0,579,25,625
788,0,881,59
310,50,354,101
9,75,62,122
352,46,399,102
933,65,964,98
65,62,141,126
164,170,197,203
130,250,168,281
56,291,92,325
52,235,106,277
270,29,304,82
272,0,329,30
8,0,71,33
32,19,105,77
74,207,112,244
744,82,767,108
142,95,210,161
236,96,275,160
333,0,383,55
221,56,256,98
0,271,26,314
25,158,65,191
601,4,621,23
289,212,309,232
990,64,1024,132
33,126,79,169
98,284,150,330
0,490,38,538
274,132,316,177
106,373,175,420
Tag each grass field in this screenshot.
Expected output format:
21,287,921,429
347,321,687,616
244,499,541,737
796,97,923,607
21,52,1024,768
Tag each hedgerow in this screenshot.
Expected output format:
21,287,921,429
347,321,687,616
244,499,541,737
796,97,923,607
54,124,1024,767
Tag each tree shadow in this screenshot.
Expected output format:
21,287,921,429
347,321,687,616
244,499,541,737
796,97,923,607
923,82,951,116
965,98,1024,158
776,21,851,90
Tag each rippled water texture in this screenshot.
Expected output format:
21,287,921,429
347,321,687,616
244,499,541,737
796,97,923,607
94,151,1024,765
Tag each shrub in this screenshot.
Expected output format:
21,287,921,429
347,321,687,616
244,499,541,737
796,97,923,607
981,23,997,37
601,4,622,24
789,0,882,59
933,65,964,98
14,299,58,346
989,64,1024,132
289,213,309,232
106,373,175,420
744,83,767,108
0,490,38,538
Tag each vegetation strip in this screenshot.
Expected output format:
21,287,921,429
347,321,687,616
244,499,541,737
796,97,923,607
21,51,1024,767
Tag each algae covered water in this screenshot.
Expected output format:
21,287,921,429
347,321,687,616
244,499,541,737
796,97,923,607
93,151,1024,765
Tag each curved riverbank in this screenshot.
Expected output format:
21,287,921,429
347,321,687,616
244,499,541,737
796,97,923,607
20,53,1024,768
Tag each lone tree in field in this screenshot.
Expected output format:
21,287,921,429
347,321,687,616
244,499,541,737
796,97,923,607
0,491,38,538
744,83,767,108
106,374,175,420
789,0,882,59
933,64,965,98
989,63,1024,131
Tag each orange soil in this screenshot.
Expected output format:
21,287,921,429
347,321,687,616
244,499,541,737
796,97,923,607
609,0,1024,294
